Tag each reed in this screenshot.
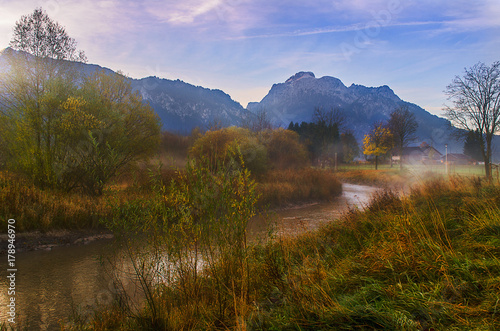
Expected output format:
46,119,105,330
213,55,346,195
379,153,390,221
257,168,342,208
0,171,113,231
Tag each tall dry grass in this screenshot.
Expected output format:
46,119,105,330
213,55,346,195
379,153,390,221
70,175,500,330
335,167,411,187
257,168,342,208
0,171,113,231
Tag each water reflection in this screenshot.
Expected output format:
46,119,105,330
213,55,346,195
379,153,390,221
0,240,130,330
0,183,378,330
249,183,378,238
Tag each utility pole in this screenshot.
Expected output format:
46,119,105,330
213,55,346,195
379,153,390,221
445,144,448,175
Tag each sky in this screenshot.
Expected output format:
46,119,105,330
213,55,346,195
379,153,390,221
1,0,499,117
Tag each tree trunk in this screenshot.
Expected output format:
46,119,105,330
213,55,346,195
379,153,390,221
483,134,493,181
375,155,378,170
485,136,493,180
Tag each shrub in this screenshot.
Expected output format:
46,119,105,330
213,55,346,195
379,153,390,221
189,127,268,175
262,128,309,170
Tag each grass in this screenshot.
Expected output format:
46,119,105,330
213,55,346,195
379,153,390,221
247,176,500,330
0,171,113,231
335,162,499,187
67,175,500,330
335,167,410,187
257,168,342,208
0,165,342,232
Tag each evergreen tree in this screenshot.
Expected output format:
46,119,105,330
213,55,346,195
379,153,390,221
463,130,483,162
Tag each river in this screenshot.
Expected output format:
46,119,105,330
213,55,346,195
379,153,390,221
0,183,378,330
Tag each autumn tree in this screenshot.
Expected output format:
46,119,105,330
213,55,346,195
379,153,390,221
0,8,86,187
445,61,500,180
363,122,393,170
62,71,161,195
0,9,161,194
263,128,309,170
189,127,268,175
388,105,418,169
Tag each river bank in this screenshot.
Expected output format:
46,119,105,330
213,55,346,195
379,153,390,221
76,176,500,331
0,182,377,254
0,182,378,330
0,228,113,254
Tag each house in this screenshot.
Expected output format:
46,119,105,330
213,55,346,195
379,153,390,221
401,142,442,164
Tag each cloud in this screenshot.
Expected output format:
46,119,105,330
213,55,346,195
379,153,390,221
447,2,500,31
144,0,223,24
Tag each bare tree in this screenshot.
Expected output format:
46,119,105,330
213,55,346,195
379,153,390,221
388,105,418,169
444,61,500,179
242,108,273,132
312,106,345,130
10,7,87,62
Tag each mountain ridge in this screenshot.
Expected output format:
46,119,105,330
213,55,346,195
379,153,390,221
0,47,249,133
0,48,489,157
248,71,461,154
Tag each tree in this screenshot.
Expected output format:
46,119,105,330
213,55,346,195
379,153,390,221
445,61,500,180
312,107,344,160
189,127,268,176
242,108,273,132
388,105,418,169
63,71,161,195
463,130,483,162
288,108,343,163
340,130,360,163
312,107,345,131
0,50,80,187
0,8,87,187
1,9,160,195
9,7,87,61
363,122,393,170
263,128,309,170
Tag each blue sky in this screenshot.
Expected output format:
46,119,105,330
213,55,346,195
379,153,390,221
1,0,499,117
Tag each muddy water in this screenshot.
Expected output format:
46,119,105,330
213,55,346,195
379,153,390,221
0,183,378,330
248,183,379,239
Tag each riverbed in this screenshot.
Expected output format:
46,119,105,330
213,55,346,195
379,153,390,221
0,183,379,330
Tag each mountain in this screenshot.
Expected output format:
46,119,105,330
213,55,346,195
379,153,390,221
248,71,461,154
130,77,248,133
0,47,249,133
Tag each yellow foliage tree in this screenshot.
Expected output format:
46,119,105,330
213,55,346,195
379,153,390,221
262,128,309,170
189,127,268,175
363,123,393,170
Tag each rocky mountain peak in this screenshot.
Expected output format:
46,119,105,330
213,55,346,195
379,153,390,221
285,71,315,84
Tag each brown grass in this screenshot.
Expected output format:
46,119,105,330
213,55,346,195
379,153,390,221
257,168,342,208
